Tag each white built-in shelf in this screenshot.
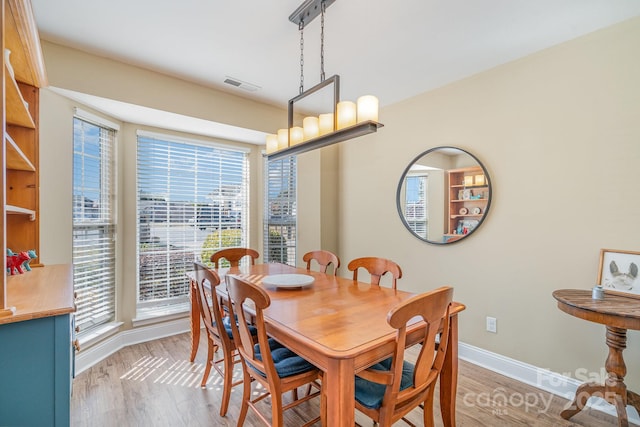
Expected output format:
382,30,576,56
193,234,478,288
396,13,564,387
5,67,35,129
5,133,35,171
6,204,36,221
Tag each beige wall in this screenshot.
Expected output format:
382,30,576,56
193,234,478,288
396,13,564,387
39,89,75,265
40,42,287,132
296,145,340,259
338,17,640,384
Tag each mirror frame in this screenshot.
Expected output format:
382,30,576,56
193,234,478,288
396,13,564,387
396,146,492,245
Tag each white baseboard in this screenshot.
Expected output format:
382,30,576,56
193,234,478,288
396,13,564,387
459,342,640,424
75,326,639,424
74,317,191,375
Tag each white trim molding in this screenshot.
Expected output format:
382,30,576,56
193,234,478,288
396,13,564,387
75,317,190,375
74,106,121,131
132,303,191,328
459,342,640,424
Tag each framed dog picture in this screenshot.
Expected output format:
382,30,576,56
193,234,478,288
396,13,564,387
597,248,640,298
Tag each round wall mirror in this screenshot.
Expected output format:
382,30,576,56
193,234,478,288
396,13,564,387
396,146,492,244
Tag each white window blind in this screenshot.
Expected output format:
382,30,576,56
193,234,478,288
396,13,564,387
136,132,249,308
72,116,116,335
264,156,296,265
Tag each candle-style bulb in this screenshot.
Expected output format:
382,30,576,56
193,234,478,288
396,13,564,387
357,95,379,123
337,101,356,130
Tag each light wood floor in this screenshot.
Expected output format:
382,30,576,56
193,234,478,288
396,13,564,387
71,332,634,426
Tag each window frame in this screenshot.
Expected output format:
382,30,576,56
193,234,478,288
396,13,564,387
264,155,297,266
135,130,250,314
72,110,118,337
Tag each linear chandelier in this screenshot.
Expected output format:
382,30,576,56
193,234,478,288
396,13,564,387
266,0,383,160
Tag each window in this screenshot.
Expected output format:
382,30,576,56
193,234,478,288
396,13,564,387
264,157,296,265
136,131,249,311
72,114,116,335
404,175,428,239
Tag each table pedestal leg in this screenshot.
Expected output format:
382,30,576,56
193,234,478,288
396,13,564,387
561,326,632,427
561,382,605,420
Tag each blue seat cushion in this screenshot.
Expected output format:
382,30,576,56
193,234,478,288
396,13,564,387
215,315,257,339
251,338,317,378
354,357,415,409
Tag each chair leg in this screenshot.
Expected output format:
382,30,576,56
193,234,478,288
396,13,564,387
200,339,214,388
237,366,251,426
422,387,436,427
271,390,285,427
219,346,235,416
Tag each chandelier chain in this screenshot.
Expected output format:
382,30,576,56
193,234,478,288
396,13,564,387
299,20,305,94
320,0,326,82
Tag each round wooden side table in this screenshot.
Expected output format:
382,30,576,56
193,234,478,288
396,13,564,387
553,289,640,427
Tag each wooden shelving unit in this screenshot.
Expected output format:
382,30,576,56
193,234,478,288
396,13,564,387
1,0,47,294
5,79,40,258
446,166,489,238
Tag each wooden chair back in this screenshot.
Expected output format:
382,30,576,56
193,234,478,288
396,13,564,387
225,275,272,377
303,250,340,275
193,262,227,344
192,261,243,416
211,247,259,268
225,274,323,426
347,257,402,289
356,286,453,426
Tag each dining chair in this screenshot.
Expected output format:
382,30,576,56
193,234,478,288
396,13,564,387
210,247,259,268
192,261,255,416
303,249,341,275
226,274,324,427
354,286,453,427
347,257,403,289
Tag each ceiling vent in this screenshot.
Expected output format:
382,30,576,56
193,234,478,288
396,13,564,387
224,76,260,92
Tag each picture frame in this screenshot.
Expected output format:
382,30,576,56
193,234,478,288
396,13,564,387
459,189,472,200
597,248,640,298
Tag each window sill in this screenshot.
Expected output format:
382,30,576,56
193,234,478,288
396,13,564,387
78,321,124,349
132,302,191,328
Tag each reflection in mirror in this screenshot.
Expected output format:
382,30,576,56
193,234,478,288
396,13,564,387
396,146,492,244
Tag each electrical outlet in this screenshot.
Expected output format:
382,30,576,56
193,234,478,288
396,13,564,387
486,316,497,333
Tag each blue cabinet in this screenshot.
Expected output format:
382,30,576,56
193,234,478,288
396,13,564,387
0,265,75,426
0,313,72,426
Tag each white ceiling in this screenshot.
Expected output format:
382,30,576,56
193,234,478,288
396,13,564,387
31,0,640,143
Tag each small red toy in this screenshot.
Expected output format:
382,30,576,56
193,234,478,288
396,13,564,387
7,251,30,275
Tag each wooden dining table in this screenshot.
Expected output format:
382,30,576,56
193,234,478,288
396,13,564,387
188,262,465,426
